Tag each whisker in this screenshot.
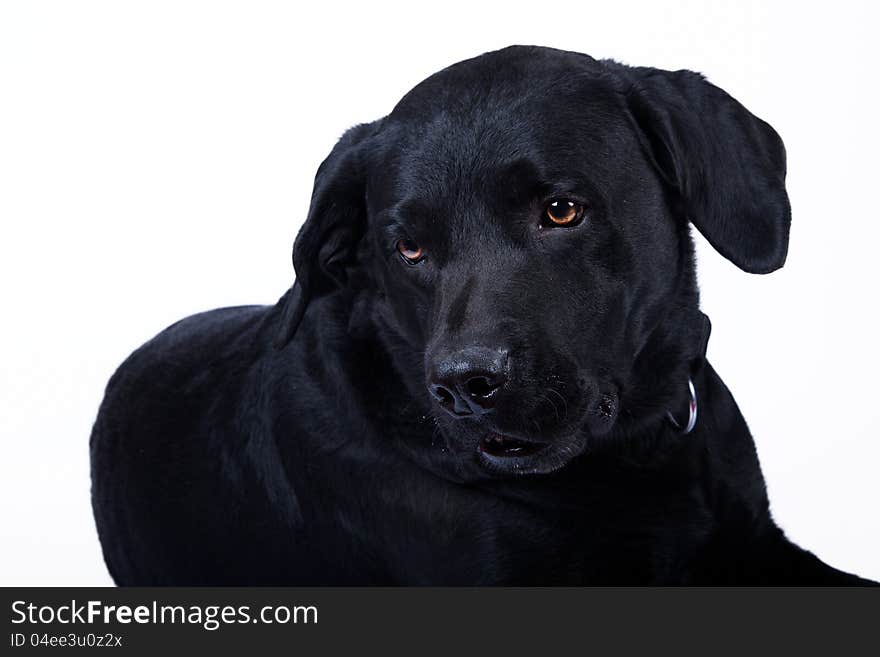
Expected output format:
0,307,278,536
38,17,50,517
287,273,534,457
546,387,568,422
539,391,560,424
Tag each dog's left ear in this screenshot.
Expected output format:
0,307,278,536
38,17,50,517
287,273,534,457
610,63,791,274
274,122,375,348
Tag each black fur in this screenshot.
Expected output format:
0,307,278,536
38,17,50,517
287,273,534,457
91,46,874,585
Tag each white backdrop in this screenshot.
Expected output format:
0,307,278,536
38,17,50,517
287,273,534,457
1,0,878,585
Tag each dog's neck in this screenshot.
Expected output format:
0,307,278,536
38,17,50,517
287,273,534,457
613,305,711,435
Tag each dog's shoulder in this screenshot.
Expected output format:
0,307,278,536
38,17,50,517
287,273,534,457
99,305,270,417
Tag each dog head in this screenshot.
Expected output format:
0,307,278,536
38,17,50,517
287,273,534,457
276,46,789,477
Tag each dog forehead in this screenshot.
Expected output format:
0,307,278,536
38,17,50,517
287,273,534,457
372,86,632,229
378,47,631,187
365,47,639,250
388,45,607,121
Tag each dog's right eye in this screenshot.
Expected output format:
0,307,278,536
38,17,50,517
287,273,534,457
396,239,425,264
543,199,586,227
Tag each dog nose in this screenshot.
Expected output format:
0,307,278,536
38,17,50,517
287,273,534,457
428,347,509,418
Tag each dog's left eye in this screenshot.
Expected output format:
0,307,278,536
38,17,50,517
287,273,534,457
543,199,586,227
396,239,425,264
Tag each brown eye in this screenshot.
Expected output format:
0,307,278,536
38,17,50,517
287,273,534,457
396,238,425,263
544,199,586,227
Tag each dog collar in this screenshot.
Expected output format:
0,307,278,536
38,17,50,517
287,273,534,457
666,378,697,434
664,311,709,435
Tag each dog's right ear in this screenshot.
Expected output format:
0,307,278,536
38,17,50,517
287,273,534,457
274,122,375,348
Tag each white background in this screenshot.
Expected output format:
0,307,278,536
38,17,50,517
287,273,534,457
1,0,878,585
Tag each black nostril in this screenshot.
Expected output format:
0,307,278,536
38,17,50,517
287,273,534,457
431,384,455,406
430,383,473,416
465,376,500,399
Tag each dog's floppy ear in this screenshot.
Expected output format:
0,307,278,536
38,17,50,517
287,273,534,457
274,122,374,348
611,63,791,274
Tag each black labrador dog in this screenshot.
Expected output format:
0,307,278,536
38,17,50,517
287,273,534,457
91,46,874,585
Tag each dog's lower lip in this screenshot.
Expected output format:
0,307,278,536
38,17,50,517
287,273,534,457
479,432,548,458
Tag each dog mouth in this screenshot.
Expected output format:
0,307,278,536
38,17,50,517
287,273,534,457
475,429,584,476
479,432,549,458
